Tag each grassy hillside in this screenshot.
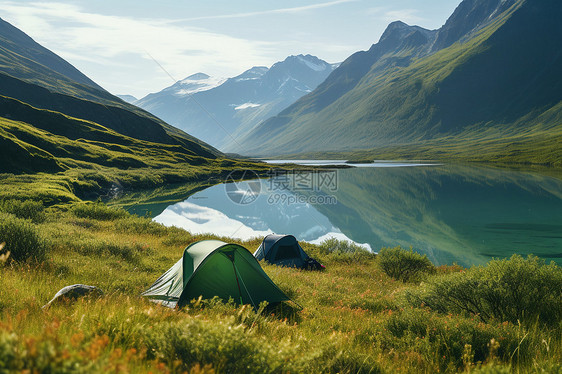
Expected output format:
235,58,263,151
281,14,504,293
0,16,103,91
0,200,560,373
285,123,562,168
0,92,273,206
0,17,218,155
237,0,562,166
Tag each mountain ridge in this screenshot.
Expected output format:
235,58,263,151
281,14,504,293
233,0,562,162
0,16,103,91
135,54,337,149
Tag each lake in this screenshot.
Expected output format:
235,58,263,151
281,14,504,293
120,163,562,267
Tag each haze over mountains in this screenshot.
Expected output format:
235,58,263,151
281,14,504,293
0,16,219,174
230,0,562,157
135,55,337,150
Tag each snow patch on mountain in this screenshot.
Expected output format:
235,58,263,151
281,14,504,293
235,103,261,110
236,77,260,82
297,55,328,71
173,74,226,96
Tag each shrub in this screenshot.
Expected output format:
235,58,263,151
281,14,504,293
382,308,523,371
140,318,305,373
406,255,562,326
0,199,45,223
315,238,375,263
378,246,435,282
0,332,19,372
71,201,128,221
0,212,47,262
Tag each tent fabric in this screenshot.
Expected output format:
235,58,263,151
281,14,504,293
142,240,290,309
254,234,310,268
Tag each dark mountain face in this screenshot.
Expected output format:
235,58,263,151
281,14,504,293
235,0,562,158
135,54,336,149
0,72,174,146
435,0,562,130
432,0,517,51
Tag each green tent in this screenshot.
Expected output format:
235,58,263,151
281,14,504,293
142,240,290,309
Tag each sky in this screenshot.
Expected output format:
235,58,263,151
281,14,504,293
0,0,461,98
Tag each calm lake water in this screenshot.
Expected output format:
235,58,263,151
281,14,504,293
122,163,562,267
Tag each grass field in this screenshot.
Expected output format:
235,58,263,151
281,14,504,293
1,197,560,373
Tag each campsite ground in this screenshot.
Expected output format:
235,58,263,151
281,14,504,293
1,196,561,373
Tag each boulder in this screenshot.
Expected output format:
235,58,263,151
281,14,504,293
42,284,103,309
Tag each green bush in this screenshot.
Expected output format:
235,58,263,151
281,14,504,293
0,331,18,372
0,212,47,262
378,246,435,282
141,318,303,373
0,199,45,223
315,238,375,263
71,201,128,221
382,308,523,371
406,255,562,326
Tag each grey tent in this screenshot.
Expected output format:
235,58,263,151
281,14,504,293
254,234,315,268
142,240,290,309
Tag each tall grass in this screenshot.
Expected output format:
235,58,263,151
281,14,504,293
0,202,560,373
0,212,47,262
71,201,129,221
0,199,45,223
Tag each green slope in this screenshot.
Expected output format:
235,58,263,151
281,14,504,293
0,95,214,171
237,0,562,165
0,16,103,91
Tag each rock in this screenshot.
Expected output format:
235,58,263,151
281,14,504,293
42,284,104,309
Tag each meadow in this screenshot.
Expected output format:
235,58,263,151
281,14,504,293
1,197,561,373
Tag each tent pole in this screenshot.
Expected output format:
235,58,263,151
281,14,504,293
231,260,243,305
233,262,257,310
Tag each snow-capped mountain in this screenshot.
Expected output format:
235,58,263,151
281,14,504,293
135,54,336,150
159,73,227,96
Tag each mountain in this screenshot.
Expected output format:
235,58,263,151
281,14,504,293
117,95,138,104
135,55,336,150
234,0,562,162
0,17,221,175
0,17,102,91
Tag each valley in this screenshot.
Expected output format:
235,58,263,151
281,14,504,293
0,1,561,373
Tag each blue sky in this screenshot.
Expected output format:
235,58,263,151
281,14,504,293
0,0,461,98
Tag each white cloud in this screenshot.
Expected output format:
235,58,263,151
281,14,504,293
167,0,359,23
367,6,426,26
0,1,276,96
382,9,426,25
